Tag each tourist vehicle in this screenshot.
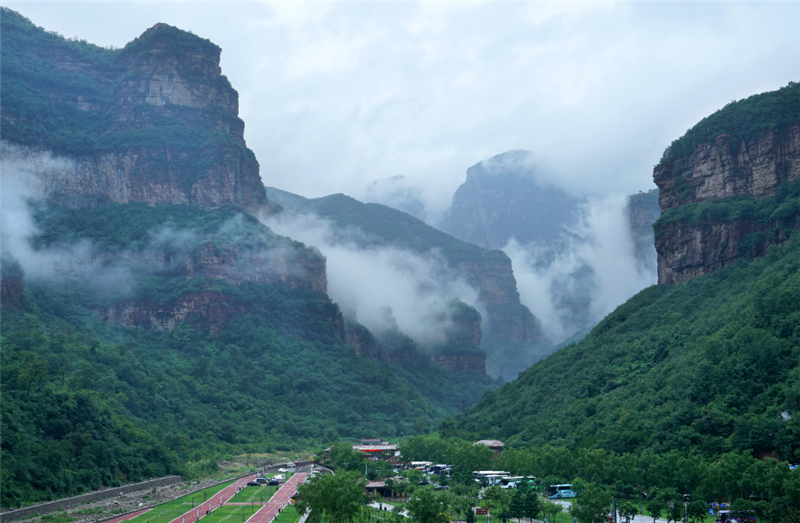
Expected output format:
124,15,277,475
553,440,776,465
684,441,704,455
548,484,577,498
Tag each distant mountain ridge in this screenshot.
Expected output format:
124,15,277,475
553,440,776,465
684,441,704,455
442,150,582,250
266,187,550,378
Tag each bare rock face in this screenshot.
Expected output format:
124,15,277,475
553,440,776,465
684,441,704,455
1,22,270,216
655,219,792,285
655,125,800,212
98,292,242,335
455,251,543,345
434,353,486,374
654,123,800,284
1,276,23,310
625,189,660,274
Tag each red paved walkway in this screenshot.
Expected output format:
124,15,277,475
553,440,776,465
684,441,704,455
169,475,259,523
103,508,152,523
245,473,307,523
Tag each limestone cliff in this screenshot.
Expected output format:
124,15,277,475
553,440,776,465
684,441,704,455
653,84,800,284
443,150,581,250
0,11,270,215
625,189,660,274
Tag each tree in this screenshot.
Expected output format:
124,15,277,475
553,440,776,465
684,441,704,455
465,506,476,523
523,491,541,522
618,500,638,523
407,488,450,523
509,490,526,522
541,501,563,523
386,478,396,500
687,501,707,523
296,470,367,523
645,499,663,523
570,484,612,523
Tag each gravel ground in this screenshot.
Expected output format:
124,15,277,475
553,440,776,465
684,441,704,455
14,476,248,523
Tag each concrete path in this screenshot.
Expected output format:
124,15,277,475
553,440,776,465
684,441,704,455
244,473,308,523
550,500,670,523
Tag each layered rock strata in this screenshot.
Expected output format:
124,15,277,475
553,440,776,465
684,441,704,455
654,124,800,284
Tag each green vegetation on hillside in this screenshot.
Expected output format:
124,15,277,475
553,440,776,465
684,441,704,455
659,82,800,166
1,202,498,508
447,230,800,460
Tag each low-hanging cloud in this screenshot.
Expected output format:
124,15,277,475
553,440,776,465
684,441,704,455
504,194,656,343
262,210,484,348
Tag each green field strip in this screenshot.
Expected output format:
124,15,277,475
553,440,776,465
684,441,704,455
228,486,275,504
125,481,237,523
197,505,257,523
271,506,301,523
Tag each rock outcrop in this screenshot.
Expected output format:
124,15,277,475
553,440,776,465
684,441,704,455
654,126,800,212
443,150,581,250
654,122,800,284
1,14,270,215
434,353,486,374
625,189,660,274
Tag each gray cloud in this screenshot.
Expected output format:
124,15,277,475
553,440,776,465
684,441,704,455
504,194,656,342
261,210,484,347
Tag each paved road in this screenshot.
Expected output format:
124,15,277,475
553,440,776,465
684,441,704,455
245,473,308,523
103,508,153,523
169,475,259,523
551,499,670,523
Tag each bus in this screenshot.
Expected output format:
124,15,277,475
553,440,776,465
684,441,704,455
410,461,433,471
499,476,536,489
548,484,577,498
473,471,510,485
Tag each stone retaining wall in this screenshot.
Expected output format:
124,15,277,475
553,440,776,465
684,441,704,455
0,477,182,523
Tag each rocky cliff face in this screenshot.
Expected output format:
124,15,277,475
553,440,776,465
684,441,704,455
1,15,270,215
443,150,581,250
654,123,800,284
655,126,800,212
434,353,486,374
625,189,660,274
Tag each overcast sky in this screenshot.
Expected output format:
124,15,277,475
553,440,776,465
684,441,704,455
7,1,799,214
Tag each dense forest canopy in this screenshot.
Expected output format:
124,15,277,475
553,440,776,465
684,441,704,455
447,230,800,460
0,202,498,508
658,82,800,166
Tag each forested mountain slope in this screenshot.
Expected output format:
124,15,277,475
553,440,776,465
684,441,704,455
266,188,558,378
0,202,497,507
449,85,800,461
450,228,800,459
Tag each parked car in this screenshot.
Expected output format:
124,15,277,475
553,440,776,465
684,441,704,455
247,481,260,486
256,477,269,485
279,468,289,473
268,479,280,486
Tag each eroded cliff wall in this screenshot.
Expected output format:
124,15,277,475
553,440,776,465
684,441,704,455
653,86,800,284
1,14,270,215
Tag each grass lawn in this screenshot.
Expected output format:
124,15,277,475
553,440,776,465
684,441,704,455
272,505,302,523
228,486,275,504
198,506,252,523
125,481,236,523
